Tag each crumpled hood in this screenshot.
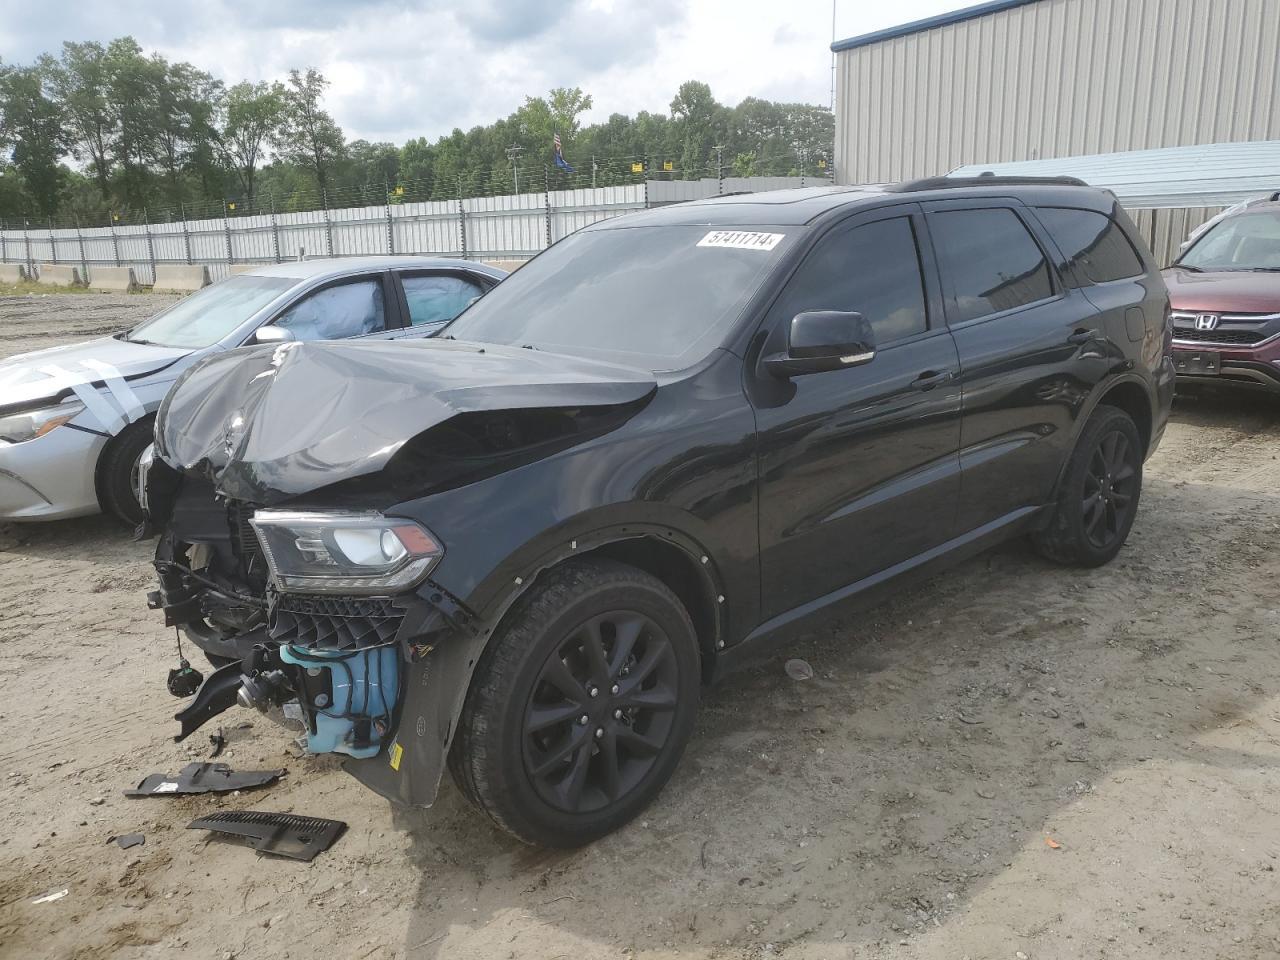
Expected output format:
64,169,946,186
0,336,190,410
156,337,657,504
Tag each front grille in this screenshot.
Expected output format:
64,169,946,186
1172,327,1268,345
269,594,404,649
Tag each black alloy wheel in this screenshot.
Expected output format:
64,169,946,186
1080,429,1138,550
1032,403,1143,567
449,558,700,847
522,611,679,814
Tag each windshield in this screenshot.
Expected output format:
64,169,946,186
125,275,296,349
1178,211,1280,272
443,224,796,370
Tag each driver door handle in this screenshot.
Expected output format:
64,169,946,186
912,370,954,391
1067,328,1100,346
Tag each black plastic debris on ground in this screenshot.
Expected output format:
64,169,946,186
124,762,284,798
187,811,346,862
208,727,226,758
109,833,145,849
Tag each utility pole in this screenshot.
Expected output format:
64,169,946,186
714,145,725,195
506,143,524,194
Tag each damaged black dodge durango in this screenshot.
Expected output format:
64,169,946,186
145,179,1175,847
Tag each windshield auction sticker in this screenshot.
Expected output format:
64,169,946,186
697,230,785,251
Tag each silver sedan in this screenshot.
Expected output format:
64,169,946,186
0,256,506,524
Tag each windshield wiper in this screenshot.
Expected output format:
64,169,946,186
1173,263,1203,272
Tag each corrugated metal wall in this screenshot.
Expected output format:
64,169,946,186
835,0,1280,184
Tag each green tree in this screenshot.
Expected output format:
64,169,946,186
151,59,223,205
0,63,67,217
218,80,284,201
276,68,345,195
47,41,114,200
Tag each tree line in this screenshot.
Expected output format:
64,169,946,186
0,36,834,226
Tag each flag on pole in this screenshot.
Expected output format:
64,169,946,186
553,132,575,173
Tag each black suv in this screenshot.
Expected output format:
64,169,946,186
145,179,1174,847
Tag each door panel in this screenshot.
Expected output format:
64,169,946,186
924,201,1112,533
750,208,963,621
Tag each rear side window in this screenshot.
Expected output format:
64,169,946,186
772,216,929,344
929,208,1054,322
1035,207,1144,283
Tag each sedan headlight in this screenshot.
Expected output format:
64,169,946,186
0,400,86,444
249,510,443,595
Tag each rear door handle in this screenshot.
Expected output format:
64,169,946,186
1067,328,1100,346
912,370,954,391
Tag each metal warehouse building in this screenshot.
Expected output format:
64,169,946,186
831,0,1280,185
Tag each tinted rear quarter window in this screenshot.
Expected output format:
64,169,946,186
1035,207,1144,283
929,208,1054,322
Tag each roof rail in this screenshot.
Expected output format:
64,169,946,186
887,174,1090,193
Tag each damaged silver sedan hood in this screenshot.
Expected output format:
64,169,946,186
155,338,657,504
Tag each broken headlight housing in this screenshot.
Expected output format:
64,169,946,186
249,511,442,595
0,400,85,444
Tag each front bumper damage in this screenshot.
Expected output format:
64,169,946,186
150,515,487,808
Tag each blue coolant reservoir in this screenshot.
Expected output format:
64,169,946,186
279,644,400,759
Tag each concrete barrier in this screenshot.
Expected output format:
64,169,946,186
0,263,27,283
483,259,527,273
36,263,83,287
152,264,210,293
227,264,261,276
89,266,138,293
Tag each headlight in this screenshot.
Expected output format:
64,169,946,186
0,400,86,444
249,510,443,595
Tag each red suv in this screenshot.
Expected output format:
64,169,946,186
1164,196,1280,393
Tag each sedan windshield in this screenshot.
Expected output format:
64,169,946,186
1178,211,1280,272
443,224,796,370
125,275,296,349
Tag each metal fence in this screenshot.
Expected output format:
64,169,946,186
0,177,816,286
0,184,655,285
0,174,1212,281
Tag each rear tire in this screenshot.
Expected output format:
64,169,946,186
99,419,154,526
1032,404,1143,567
449,558,700,847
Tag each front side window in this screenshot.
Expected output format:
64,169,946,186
401,274,485,327
771,216,929,344
1035,207,1144,283
929,208,1055,322
125,275,294,349
1178,211,1280,271
274,278,387,341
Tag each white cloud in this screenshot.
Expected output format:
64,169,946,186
0,0,971,144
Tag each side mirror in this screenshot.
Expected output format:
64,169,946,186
763,310,876,378
252,325,296,345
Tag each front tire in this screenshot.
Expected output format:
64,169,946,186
449,558,700,847
99,419,154,525
1032,404,1143,567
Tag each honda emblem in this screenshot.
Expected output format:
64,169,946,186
1194,313,1220,331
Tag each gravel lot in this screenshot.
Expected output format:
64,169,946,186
1,293,1279,960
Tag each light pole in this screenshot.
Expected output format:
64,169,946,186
506,144,524,194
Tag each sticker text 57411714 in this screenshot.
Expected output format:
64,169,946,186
697,231,785,252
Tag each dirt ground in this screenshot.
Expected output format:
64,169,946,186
1,293,1279,960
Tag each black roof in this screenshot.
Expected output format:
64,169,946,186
593,178,1113,231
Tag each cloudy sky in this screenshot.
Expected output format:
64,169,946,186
3,0,971,145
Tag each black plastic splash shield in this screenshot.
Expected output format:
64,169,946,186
124,762,284,797
187,810,346,861
154,337,655,504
